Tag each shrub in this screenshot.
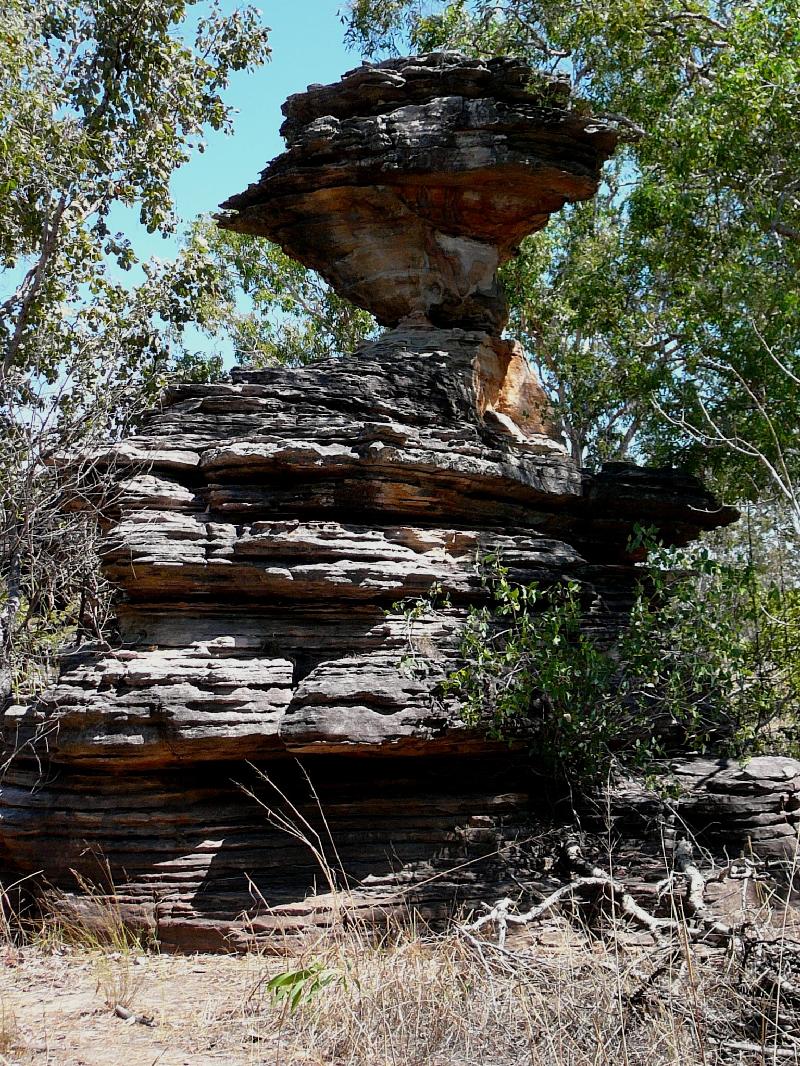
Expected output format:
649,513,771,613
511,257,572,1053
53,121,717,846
446,535,799,785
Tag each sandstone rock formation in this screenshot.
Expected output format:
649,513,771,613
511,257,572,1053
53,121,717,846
219,52,617,333
1,53,794,952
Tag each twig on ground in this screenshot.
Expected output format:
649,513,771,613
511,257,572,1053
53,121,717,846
459,839,734,947
113,1004,154,1026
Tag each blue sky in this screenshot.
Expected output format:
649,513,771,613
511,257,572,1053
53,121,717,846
116,2,371,363
178,1,357,219
126,1,362,264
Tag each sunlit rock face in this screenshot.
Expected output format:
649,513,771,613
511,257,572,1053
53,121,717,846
219,53,618,333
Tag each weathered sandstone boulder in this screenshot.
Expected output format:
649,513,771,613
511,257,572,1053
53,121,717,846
1,54,794,951
219,52,618,333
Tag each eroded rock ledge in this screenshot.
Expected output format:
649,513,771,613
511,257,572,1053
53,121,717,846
3,327,736,770
1,325,773,951
219,52,618,332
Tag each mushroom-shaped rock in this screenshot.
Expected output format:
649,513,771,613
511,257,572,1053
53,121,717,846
219,52,618,334
0,53,750,955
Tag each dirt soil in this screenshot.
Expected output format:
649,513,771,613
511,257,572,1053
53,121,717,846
1,945,301,1066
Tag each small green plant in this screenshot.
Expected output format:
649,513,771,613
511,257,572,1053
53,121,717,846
266,960,345,1014
392,580,451,675
443,535,799,785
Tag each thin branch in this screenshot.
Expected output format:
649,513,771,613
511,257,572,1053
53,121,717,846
2,193,70,376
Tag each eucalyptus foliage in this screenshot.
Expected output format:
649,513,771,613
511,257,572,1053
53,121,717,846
188,219,377,367
0,0,270,694
1,0,269,383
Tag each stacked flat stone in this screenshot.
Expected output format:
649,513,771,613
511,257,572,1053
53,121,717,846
219,52,618,333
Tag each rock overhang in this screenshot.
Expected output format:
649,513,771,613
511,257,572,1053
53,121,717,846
218,52,618,333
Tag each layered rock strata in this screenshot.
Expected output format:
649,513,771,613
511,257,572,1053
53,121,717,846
2,327,737,770
219,52,618,333
2,54,791,951
0,324,772,950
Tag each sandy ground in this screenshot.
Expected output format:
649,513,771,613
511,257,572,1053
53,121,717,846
0,944,300,1066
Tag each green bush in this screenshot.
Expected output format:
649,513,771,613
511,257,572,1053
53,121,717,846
446,537,799,785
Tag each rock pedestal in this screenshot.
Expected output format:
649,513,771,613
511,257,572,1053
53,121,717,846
1,54,794,951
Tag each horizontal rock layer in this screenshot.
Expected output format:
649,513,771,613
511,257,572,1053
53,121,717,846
3,753,798,952
1,755,549,951
220,53,618,332
0,325,757,950
279,53,572,140
605,756,800,860
4,327,736,770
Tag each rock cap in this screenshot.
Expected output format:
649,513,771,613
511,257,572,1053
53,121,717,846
219,51,618,333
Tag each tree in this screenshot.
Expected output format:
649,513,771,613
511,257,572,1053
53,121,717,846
444,541,800,785
345,0,800,528
0,0,270,697
187,218,377,368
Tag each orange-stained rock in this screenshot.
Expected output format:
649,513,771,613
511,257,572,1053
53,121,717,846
219,53,617,333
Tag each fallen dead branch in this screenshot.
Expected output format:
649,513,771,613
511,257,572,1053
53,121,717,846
112,1003,154,1027
459,838,745,947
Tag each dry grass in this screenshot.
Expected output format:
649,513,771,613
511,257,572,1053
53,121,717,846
231,765,800,1064
0,997,22,1058
18,870,152,1018
4,827,800,1064
234,916,800,1066
3,895,800,1064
